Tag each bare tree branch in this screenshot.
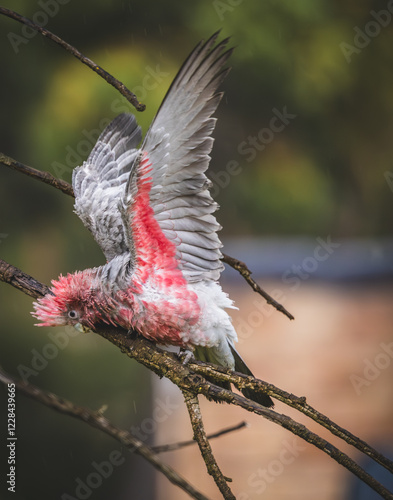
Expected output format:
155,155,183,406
152,421,247,454
223,392,393,500
0,152,73,197
188,361,393,475
0,367,209,500
222,253,294,320
183,392,235,500
1,260,393,499
0,7,145,111
0,259,49,298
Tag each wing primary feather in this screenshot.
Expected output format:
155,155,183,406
72,114,142,262
120,34,232,282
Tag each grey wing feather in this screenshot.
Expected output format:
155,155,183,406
73,113,142,261
125,32,232,282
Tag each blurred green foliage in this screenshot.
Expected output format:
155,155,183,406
2,1,393,240
1,0,393,498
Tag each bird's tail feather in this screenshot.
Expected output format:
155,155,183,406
194,344,274,408
228,343,274,408
193,345,231,393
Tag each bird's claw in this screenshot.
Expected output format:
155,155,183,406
179,348,194,365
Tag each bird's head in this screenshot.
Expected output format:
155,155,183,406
32,272,97,332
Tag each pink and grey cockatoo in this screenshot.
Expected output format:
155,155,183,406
32,33,274,408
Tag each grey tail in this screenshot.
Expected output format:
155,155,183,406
229,344,274,408
193,346,232,397
194,345,274,408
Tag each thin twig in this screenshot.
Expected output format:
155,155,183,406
0,155,292,319
0,152,73,197
0,259,49,298
222,253,294,320
0,7,145,111
0,367,210,500
152,421,247,454
183,392,235,500
1,260,393,499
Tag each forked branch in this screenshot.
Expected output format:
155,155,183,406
0,260,392,499
183,392,235,500
152,421,247,453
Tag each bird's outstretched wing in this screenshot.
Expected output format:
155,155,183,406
73,113,142,262
122,32,232,282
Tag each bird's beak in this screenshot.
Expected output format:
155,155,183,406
74,323,92,334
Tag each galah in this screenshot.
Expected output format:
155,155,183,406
32,33,274,408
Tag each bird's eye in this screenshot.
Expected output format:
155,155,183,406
68,310,78,320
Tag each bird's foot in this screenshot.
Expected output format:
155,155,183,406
127,329,139,341
178,348,194,365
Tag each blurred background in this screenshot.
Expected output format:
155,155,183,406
0,0,393,498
